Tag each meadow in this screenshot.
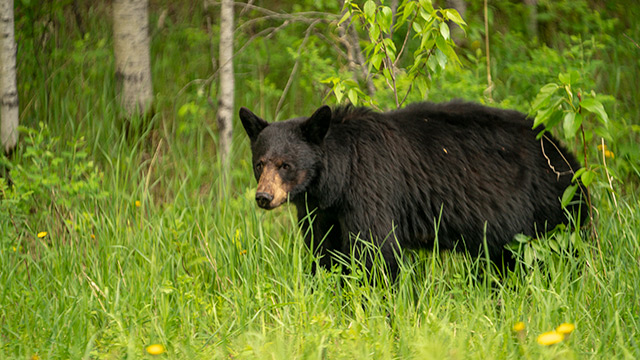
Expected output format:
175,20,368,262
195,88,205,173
1,1,639,359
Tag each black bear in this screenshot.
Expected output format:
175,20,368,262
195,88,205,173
239,101,586,276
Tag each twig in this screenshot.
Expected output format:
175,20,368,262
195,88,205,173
174,22,291,112
393,10,419,68
276,20,321,116
540,135,573,179
399,48,434,107
623,33,640,50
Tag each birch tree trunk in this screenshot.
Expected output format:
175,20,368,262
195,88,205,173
217,0,235,168
0,0,19,156
113,0,153,117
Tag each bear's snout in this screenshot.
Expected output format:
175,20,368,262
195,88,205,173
255,164,289,209
255,192,274,209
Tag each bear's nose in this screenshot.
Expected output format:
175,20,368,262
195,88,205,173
255,192,273,209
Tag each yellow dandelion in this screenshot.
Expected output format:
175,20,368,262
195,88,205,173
537,331,564,346
513,321,525,332
135,200,141,207
91,234,96,239
37,231,47,238
31,354,41,360
556,323,575,336
240,249,247,255
598,144,614,158
145,344,166,355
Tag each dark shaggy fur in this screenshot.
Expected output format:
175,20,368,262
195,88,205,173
239,101,586,276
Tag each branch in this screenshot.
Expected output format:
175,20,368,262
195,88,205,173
393,10,419,68
275,20,321,116
623,33,640,50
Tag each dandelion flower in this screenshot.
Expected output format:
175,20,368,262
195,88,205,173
513,321,525,332
135,200,141,207
145,344,166,355
37,231,47,238
537,331,564,346
598,144,615,158
556,323,575,336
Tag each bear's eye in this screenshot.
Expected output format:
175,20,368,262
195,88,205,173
255,162,263,172
280,163,291,171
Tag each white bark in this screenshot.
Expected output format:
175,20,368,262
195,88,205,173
217,0,235,167
0,0,19,155
113,0,153,116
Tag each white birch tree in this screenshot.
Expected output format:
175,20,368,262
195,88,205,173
217,0,235,168
113,0,153,117
0,0,19,156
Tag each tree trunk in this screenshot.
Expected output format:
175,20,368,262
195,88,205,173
113,0,153,117
217,0,235,168
0,0,19,156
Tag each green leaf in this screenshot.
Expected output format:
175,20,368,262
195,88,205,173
401,1,416,23
338,10,352,25
368,24,380,41
371,52,383,70
334,82,345,103
419,0,435,13
580,98,609,124
412,20,423,33
524,245,534,266
439,22,450,40
532,97,562,129
561,184,578,208
379,6,393,31
558,72,572,85
563,112,582,139
530,83,559,114
363,0,376,22
435,48,447,69
415,76,428,98
347,88,359,106
572,168,587,182
443,9,467,27
427,54,438,72
580,169,596,187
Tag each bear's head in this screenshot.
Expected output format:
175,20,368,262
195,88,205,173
239,106,332,210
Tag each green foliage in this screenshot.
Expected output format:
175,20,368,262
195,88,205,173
0,124,107,241
329,0,466,108
2,0,640,358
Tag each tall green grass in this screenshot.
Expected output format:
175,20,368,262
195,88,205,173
1,3,639,359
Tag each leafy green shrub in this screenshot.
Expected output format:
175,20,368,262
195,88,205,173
0,123,107,244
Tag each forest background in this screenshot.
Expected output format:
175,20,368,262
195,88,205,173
1,0,639,358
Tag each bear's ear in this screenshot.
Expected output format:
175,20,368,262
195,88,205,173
301,105,332,144
239,107,269,142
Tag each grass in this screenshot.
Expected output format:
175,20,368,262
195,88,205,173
2,3,640,359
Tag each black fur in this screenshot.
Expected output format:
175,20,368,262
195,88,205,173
239,101,586,276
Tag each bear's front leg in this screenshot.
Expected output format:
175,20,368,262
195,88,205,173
297,206,344,274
